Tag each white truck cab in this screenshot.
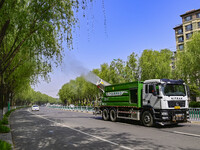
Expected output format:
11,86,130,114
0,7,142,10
143,79,189,125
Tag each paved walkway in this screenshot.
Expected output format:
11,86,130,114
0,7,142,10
0,120,14,149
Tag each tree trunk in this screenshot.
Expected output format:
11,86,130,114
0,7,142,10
0,84,3,119
0,74,5,119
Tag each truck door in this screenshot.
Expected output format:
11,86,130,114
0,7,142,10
143,84,160,109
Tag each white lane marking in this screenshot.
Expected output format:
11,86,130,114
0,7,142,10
173,131,200,138
28,110,134,150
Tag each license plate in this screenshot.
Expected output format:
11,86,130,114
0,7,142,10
174,106,180,109
175,114,184,121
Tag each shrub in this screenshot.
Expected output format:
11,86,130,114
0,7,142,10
0,125,10,133
4,109,15,118
0,140,12,150
189,101,200,108
0,117,8,125
4,111,11,118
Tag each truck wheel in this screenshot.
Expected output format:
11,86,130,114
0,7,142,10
102,109,109,121
142,111,154,127
110,109,117,122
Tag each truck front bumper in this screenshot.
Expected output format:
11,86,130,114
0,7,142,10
154,109,189,123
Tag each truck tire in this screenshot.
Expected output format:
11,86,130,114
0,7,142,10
102,109,109,121
142,111,154,127
110,109,117,122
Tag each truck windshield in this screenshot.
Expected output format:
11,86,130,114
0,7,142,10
162,84,186,96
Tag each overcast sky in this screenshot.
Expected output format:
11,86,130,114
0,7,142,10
33,0,200,98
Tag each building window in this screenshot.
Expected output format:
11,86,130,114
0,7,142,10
184,15,192,21
196,13,200,18
186,32,193,39
185,24,192,31
198,22,200,28
177,28,183,34
178,36,184,43
178,44,184,50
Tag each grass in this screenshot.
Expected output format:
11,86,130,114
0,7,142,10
0,140,12,150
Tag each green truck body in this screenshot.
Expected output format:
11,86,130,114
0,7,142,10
102,81,143,107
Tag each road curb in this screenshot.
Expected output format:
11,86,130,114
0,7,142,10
190,121,200,125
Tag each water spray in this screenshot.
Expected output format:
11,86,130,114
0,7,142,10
83,72,111,92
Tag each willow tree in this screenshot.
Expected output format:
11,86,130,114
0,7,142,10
14,86,60,105
0,0,92,118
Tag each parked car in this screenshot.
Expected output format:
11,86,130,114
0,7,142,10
32,105,39,111
69,104,75,108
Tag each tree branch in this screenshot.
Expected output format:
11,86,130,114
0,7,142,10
0,20,10,47
0,29,37,75
7,58,26,78
0,0,5,10
2,27,22,67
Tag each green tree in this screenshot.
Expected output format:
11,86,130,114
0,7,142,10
175,32,200,100
98,63,111,83
109,59,126,84
14,86,59,105
139,49,173,80
124,52,138,82
58,75,99,106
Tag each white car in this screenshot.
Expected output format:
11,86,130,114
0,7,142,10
69,104,75,108
32,105,39,111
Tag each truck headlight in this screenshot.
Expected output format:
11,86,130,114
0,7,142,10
162,116,169,120
161,112,168,116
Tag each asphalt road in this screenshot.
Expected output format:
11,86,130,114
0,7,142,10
10,107,200,150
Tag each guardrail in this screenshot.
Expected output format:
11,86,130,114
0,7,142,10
49,106,200,121
49,106,94,113
189,108,200,121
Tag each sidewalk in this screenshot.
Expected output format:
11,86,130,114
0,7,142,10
0,125,13,144
0,114,14,149
190,121,200,125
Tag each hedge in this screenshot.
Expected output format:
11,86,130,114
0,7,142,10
189,101,200,108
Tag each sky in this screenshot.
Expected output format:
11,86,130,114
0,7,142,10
33,0,200,98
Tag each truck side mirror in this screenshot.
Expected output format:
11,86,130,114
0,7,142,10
186,85,190,98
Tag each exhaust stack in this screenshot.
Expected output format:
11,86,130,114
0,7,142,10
96,79,111,92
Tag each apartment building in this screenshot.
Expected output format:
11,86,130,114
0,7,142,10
174,9,200,50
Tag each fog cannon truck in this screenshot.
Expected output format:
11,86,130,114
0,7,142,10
94,79,189,127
